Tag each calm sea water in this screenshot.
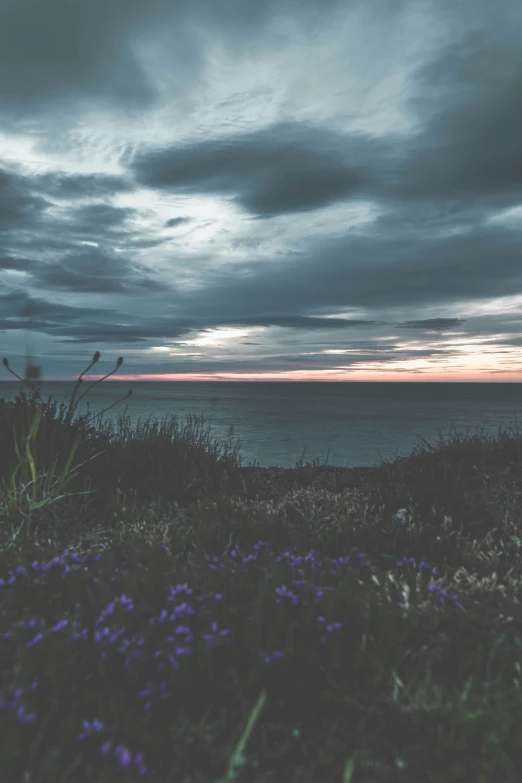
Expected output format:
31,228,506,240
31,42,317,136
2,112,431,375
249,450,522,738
1,381,522,470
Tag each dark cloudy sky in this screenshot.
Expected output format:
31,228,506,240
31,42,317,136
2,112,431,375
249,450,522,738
1,0,522,383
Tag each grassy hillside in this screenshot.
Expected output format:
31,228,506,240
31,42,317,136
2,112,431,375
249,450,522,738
1,353,522,782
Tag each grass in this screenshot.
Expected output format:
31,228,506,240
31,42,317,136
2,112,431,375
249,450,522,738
1,351,522,781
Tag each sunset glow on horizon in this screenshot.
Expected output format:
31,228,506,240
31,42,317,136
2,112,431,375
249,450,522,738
11,369,522,384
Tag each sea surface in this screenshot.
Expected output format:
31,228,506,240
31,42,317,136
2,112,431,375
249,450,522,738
1,381,522,470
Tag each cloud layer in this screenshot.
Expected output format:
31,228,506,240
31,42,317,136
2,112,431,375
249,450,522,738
1,0,521,381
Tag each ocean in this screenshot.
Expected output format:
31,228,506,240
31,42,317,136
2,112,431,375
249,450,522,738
1,381,521,470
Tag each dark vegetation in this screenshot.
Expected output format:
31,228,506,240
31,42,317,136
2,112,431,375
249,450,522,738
1,352,522,782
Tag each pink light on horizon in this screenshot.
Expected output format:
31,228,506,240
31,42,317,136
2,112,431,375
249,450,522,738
36,369,522,382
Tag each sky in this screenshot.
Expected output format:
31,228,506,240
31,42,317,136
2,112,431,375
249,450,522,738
1,0,522,383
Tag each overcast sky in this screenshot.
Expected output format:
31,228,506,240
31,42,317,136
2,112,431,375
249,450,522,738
1,0,522,383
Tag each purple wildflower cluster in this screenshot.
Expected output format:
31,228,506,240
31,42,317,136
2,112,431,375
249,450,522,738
0,540,462,777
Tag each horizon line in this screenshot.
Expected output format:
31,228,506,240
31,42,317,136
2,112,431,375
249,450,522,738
2,374,522,383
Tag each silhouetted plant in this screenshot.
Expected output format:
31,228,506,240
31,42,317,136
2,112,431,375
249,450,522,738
0,352,133,543
2,351,130,429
